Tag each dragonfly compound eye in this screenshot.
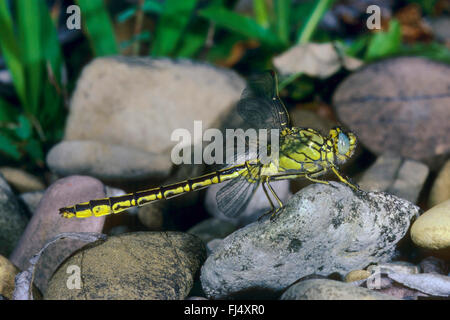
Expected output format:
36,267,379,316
337,132,350,155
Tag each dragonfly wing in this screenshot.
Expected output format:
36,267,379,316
216,165,260,218
237,71,290,130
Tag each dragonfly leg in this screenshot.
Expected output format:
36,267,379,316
331,166,360,191
265,176,285,220
258,179,276,222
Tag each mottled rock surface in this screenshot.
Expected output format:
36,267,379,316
280,279,398,300
358,153,428,203
0,175,28,256
18,191,45,215
65,57,244,154
333,57,450,167
187,218,236,244
9,176,106,292
201,182,419,299
47,140,172,181
0,255,19,300
45,232,206,300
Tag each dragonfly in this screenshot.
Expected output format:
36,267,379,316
59,71,359,220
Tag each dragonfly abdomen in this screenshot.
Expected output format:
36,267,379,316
59,163,248,218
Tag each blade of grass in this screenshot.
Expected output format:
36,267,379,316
14,114,32,140
199,6,280,47
151,0,198,56
175,24,209,58
117,0,163,23
0,1,27,108
38,4,64,127
39,3,63,83
17,0,42,116
0,131,21,160
253,0,269,28
296,0,335,44
397,42,450,64
77,0,118,56
365,19,401,61
275,0,291,46
0,98,19,123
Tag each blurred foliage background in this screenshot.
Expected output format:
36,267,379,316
0,0,449,175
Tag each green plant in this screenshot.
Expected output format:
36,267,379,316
0,0,63,166
0,0,118,168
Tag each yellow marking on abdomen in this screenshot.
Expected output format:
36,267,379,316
59,164,249,219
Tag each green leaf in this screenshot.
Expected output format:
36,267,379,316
39,3,64,127
0,132,21,160
0,1,27,107
398,42,450,64
77,0,118,56
275,0,291,45
253,0,269,28
39,3,63,83
17,0,42,115
175,26,207,58
14,114,33,140
25,138,44,162
343,35,370,58
365,19,401,61
120,31,151,50
199,6,280,47
117,0,163,23
296,0,335,44
205,33,245,62
152,0,198,56
0,98,19,123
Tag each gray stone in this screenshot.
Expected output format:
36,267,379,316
0,167,45,193
333,57,450,168
47,140,172,182
206,239,223,256
358,153,403,192
64,57,245,155
201,182,419,299
137,202,164,231
358,153,429,203
280,279,398,300
45,232,206,300
19,191,45,215
9,176,106,292
0,175,28,257
429,18,450,42
367,261,420,275
419,256,448,275
387,160,429,203
187,218,236,244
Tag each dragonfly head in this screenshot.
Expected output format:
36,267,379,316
328,127,357,164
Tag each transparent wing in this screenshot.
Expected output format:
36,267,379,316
216,164,261,218
237,70,290,131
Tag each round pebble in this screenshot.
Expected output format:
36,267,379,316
45,232,206,300
344,270,371,282
429,160,450,207
410,199,450,250
0,255,19,300
333,57,450,167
